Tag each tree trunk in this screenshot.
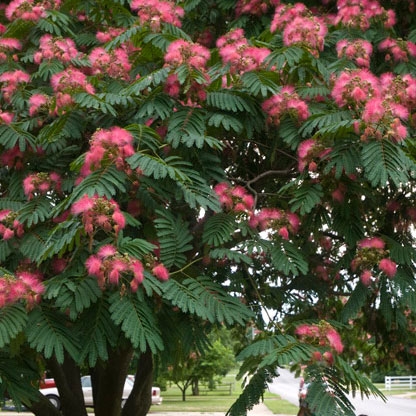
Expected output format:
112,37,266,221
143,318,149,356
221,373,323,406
192,377,199,396
24,392,62,416
47,354,88,416
122,349,153,416
92,344,134,416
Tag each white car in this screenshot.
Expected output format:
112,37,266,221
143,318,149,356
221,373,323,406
40,375,162,409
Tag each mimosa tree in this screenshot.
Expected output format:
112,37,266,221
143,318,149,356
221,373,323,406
0,1,416,416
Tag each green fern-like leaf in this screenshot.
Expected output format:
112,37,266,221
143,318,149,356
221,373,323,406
288,182,323,215
209,248,253,265
323,140,360,178
118,237,156,259
128,153,190,181
68,165,128,205
109,291,163,352
202,213,236,246
125,123,161,152
19,228,50,261
268,240,309,276
278,117,302,150
0,124,37,151
207,91,256,113
207,112,243,133
241,71,280,96
154,209,193,268
78,297,119,367
340,283,370,323
264,46,305,70
162,276,253,325
17,197,54,227
176,167,221,211
31,60,65,81
0,304,28,348
165,108,207,148
226,368,277,416
73,92,117,117
123,68,170,95
45,275,101,320
137,92,175,120
362,140,413,188
26,307,80,363
0,240,12,262
39,218,83,260
299,110,352,137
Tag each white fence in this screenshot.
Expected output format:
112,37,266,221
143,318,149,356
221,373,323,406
385,376,416,390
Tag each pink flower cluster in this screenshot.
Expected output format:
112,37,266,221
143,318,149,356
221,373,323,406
29,93,49,116
0,70,30,102
23,172,62,200
5,0,61,22
165,39,210,70
271,3,327,56
34,34,79,64
0,110,14,124
235,0,280,17
0,38,22,62
262,86,309,126
71,194,126,237
0,210,24,240
0,271,44,308
333,69,412,142
295,322,344,355
86,244,169,292
336,39,373,68
378,38,416,63
214,182,254,214
216,28,271,75
50,67,95,111
96,28,125,43
334,0,396,31
163,39,211,104
249,207,300,240
351,237,397,285
85,244,145,292
89,47,132,81
331,69,379,109
79,126,135,178
0,145,25,169
297,138,331,172
130,0,184,31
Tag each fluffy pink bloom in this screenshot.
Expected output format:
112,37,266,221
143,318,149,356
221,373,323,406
360,270,372,286
130,0,184,30
217,28,270,74
85,255,102,275
71,194,95,215
29,93,48,116
0,111,14,124
379,258,397,278
89,47,132,80
295,324,320,337
152,263,169,281
326,328,344,353
358,237,385,250
97,244,117,259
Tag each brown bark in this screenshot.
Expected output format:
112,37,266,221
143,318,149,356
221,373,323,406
91,344,134,416
47,354,88,416
24,392,62,416
122,349,153,416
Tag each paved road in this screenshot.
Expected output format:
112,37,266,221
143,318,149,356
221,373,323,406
268,368,416,416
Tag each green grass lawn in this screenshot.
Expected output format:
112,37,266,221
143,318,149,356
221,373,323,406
147,374,298,415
